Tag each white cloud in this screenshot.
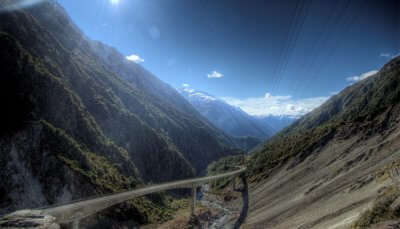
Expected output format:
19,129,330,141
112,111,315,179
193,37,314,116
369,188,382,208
380,52,400,59
221,93,328,118
126,54,144,63
380,53,391,58
182,83,190,88
207,71,224,78
346,70,378,83
184,88,195,93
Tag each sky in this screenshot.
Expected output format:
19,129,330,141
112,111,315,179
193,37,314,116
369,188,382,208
53,0,399,117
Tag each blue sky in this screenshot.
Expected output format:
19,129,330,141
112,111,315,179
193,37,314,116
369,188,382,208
53,0,399,116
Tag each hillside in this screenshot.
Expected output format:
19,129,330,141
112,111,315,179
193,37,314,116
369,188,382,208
0,0,239,225
242,56,400,228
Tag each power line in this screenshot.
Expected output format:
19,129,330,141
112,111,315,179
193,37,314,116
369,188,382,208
300,0,354,98
273,0,304,94
298,0,370,101
294,0,350,98
275,0,312,95
270,0,302,94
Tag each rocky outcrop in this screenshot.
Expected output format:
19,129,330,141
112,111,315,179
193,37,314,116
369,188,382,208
0,210,60,229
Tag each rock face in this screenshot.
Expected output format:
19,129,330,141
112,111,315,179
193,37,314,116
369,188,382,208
0,210,60,229
0,0,238,224
245,56,400,228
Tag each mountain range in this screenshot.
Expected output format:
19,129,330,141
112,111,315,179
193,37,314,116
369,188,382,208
0,0,242,225
179,86,295,140
3,0,399,228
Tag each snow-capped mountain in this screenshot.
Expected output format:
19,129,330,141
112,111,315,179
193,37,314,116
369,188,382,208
179,87,294,140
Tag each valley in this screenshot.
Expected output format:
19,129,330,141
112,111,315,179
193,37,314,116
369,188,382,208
0,0,399,229
0,0,243,226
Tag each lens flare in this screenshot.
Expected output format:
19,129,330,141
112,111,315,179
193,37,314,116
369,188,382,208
110,0,120,5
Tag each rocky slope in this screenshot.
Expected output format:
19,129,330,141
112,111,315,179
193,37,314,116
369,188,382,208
242,56,400,228
0,0,239,225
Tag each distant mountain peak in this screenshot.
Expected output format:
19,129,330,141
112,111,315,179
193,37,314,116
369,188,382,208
180,87,218,102
178,87,296,141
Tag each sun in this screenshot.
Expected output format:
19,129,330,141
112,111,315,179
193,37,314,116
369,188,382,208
110,0,120,5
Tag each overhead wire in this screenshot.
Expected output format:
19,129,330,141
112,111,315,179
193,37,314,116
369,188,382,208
272,0,304,94
297,0,367,100
304,0,363,96
294,0,348,99
275,0,312,95
270,0,302,94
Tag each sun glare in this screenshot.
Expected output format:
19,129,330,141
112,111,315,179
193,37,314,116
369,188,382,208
110,0,120,5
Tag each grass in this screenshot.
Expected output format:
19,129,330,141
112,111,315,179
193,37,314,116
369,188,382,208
351,185,400,228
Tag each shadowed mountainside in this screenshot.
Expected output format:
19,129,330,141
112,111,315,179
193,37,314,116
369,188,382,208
0,0,240,225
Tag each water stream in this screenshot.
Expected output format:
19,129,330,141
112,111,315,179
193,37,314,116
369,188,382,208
198,176,249,229
199,184,235,229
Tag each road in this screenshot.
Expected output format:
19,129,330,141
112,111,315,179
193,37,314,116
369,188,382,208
40,167,246,224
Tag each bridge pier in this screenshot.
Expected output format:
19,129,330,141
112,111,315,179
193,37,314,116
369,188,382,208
191,185,197,216
72,219,79,229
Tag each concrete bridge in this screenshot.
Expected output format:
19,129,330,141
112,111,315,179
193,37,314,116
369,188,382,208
1,167,246,229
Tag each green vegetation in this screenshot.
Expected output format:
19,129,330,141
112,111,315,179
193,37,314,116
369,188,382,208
0,1,245,225
0,30,183,224
207,155,246,190
352,186,400,228
248,120,338,183
248,56,400,183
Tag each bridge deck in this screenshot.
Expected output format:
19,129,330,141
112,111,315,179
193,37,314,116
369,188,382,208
40,167,246,224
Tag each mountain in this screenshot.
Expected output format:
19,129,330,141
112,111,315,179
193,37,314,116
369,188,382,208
243,56,400,228
0,0,239,225
179,87,276,139
256,115,296,132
